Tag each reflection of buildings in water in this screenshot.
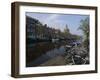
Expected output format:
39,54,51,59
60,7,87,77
26,44,66,67
46,46,66,57
26,42,67,63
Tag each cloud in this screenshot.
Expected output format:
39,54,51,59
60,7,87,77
42,14,66,31
42,14,59,24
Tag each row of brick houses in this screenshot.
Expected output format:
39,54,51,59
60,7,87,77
26,16,71,41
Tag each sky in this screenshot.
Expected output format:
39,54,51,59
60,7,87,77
26,12,89,36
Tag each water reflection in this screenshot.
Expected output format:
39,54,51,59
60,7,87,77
26,41,67,67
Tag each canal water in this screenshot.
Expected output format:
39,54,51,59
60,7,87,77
26,41,68,67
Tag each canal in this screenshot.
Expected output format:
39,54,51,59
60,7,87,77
26,41,68,67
